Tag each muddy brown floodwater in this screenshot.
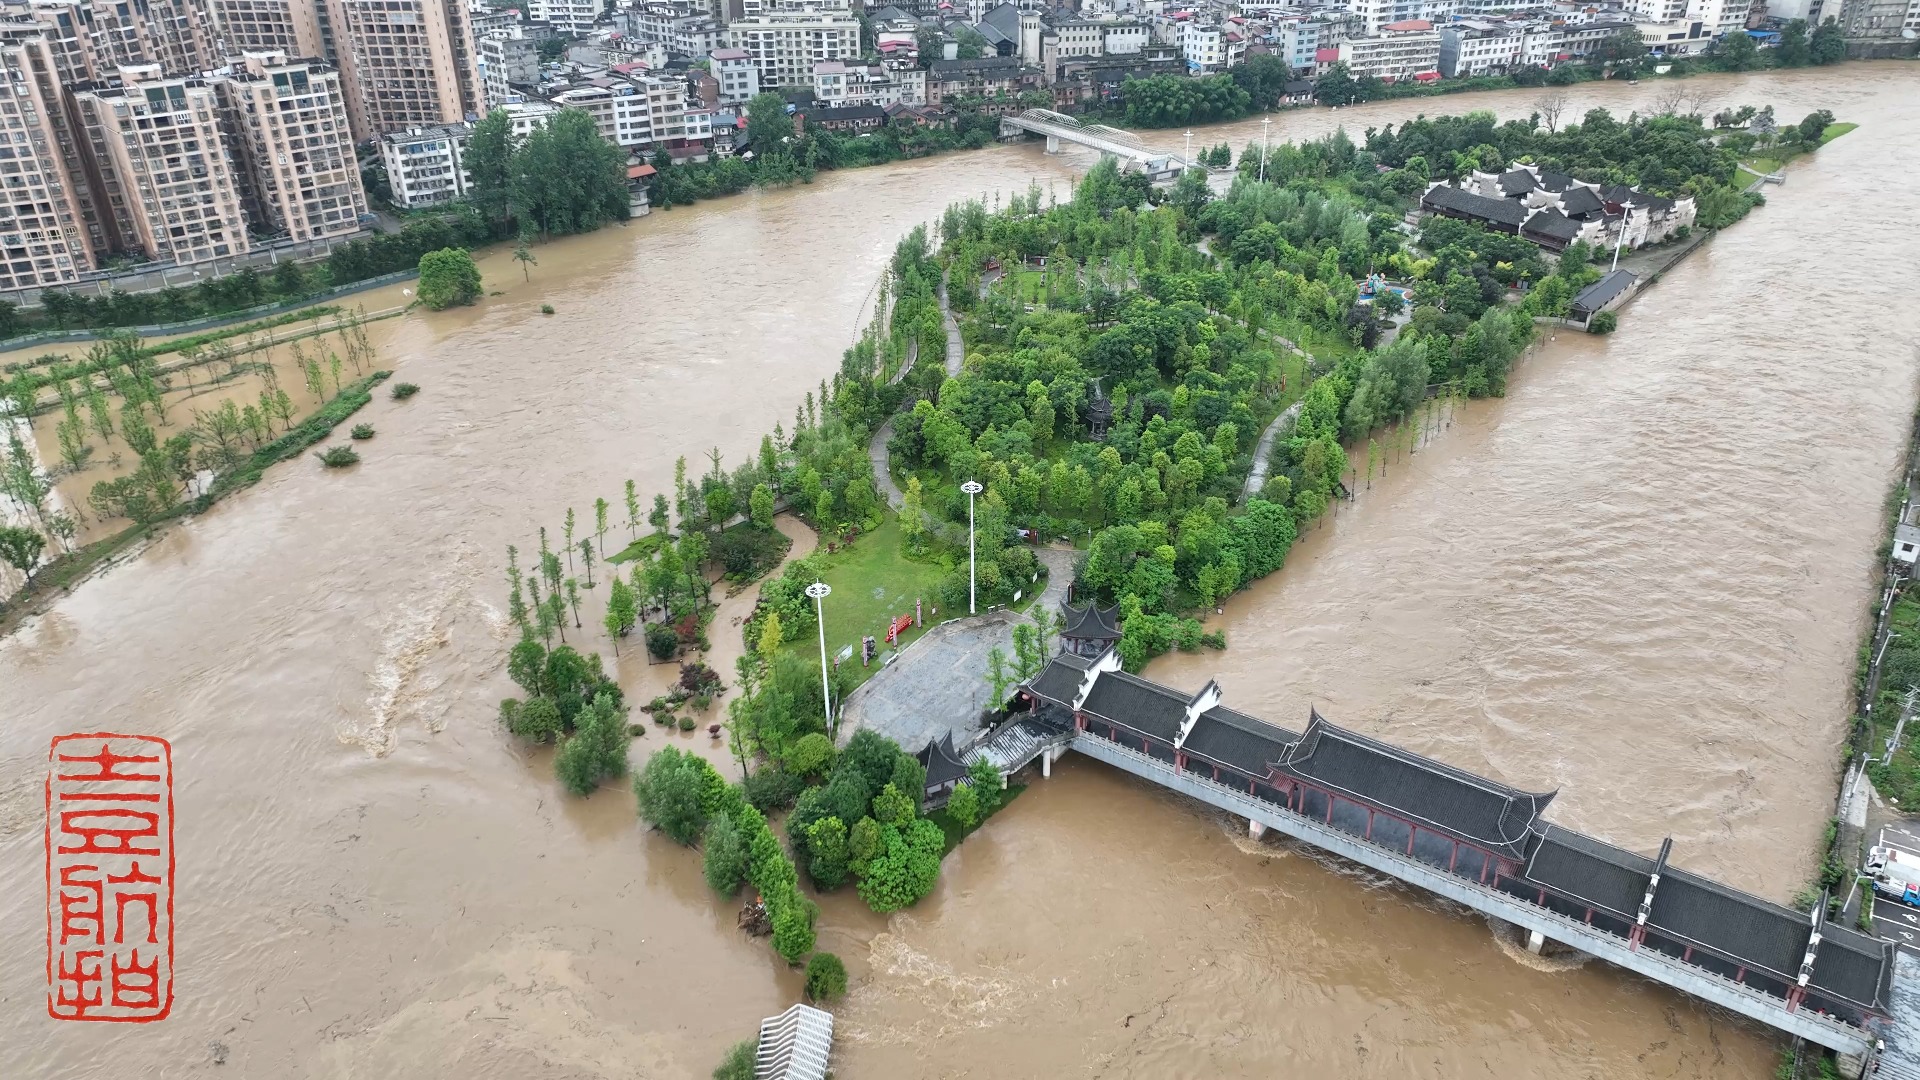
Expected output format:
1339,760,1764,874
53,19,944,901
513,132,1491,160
3,64,1917,1079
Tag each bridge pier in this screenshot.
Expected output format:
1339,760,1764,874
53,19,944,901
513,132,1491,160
1527,930,1547,954
1836,1051,1865,1079
1045,133,1059,154
1042,747,1052,778
1249,819,1267,840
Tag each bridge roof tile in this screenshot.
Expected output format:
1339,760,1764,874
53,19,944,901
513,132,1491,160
1811,923,1895,1009
1280,716,1554,858
1181,706,1297,777
1647,867,1810,980
1520,825,1653,918
1025,653,1089,708
1079,670,1186,744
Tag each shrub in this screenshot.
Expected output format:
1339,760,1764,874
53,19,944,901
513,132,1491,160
315,445,359,468
540,303,556,315
645,622,679,660
712,1040,755,1080
743,768,803,812
349,423,374,440
391,382,420,400
785,732,835,779
1199,629,1227,650
554,692,630,796
805,952,849,1002
679,716,696,731
1588,311,1618,334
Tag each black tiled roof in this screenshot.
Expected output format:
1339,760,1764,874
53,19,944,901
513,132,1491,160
1646,867,1810,980
1061,600,1121,641
1025,653,1089,707
1521,825,1652,917
1495,168,1537,197
1079,670,1186,743
1523,207,1582,242
1571,269,1635,316
1811,923,1893,1008
1180,705,1296,776
928,55,1024,75
917,732,971,791
1558,185,1604,218
1600,183,1675,214
1421,183,1528,227
1536,169,1576,192
1280,718,1553,857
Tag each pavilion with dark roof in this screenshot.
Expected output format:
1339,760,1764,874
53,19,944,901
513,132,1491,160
1060,600,1121,658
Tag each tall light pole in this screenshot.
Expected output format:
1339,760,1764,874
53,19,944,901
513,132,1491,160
1183,130,1194,164
806,581,834,738
1259,116,1272,182
1609,201,1633,273
961,480,983,614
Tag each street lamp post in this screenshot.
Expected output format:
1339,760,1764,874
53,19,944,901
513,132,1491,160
806,581,834,738
1183,130,1194,164
961,480,983,614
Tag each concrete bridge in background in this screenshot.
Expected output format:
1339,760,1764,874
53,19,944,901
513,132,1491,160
998,109,1199,172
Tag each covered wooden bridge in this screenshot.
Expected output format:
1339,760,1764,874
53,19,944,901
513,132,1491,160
1016,650,1904,1068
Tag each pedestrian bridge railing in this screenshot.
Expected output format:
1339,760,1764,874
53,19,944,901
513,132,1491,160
1068,732,1878,1057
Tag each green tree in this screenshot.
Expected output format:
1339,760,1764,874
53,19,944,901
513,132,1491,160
633,746,710,843
758,610,784,657
0,524,46,584
856,818,944,912
1313,62,1360,106
746,92,792,157
1712,29,1759,71
1809,17,1845,64
871,781,915,828
985,645,1014,709
604,576,638,649
749,482,775,529
967,756,1001,815
416,248,482,309
770,896,817,961
511,108,629,235
1775,19,1811,66
946,779,982,831
805,952,848,1001
554,691,629,796
703,812,749,895
465,109,515,224
806,815,851,889
513,232,538,281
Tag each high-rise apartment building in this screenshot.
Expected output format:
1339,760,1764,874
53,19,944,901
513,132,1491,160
0,15,93,288
204,0,325,61
71,65,250,265
214,50,364,241
523,0,597,36
326,0,482,140
727,0,859,89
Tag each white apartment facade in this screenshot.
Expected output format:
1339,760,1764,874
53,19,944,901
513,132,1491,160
726,0,859,88
378,122,469,208
1102,20,1149,53
1439,24,1522,76
524,0,598,36
709,47,760,107
548,73,701,151
1180,22,1225,72
1345,0,1462,37
812,59,924,106
1338,21,1441,79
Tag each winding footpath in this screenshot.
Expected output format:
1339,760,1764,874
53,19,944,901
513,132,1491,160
871,272,968,511
1243,400,1301,501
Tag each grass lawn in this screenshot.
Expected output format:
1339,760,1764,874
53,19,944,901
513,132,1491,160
1821,122,1858,145
782,512,948,691
1004,268,1053,305
606,532,669,565
929,783,1027,855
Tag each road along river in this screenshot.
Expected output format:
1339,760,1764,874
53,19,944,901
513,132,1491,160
2,64,1915,1078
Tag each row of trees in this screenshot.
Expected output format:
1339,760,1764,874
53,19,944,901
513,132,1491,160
464,107,630,238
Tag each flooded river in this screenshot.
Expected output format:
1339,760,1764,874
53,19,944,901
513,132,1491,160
4,64,1916,1078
